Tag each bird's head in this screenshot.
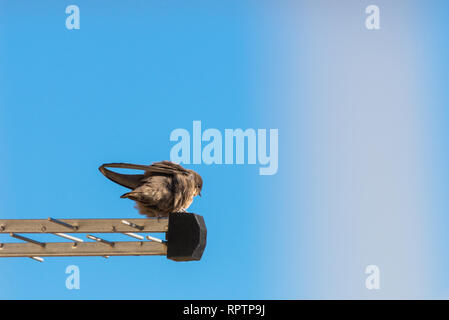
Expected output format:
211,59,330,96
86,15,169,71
192,171,203,197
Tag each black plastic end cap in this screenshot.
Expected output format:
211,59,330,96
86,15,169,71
166,212,207,262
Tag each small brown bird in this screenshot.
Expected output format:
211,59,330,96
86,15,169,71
99,161,203,218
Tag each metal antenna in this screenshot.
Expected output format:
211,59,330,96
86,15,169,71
30,257,44,262
0,214,206,261
86,235,115,247
10,233,45,248
146,235,164,243
53,233,84,242
121,220,144,231
123,232,144,240
48,217,78,231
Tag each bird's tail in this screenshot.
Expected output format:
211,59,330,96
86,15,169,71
99,163,147,190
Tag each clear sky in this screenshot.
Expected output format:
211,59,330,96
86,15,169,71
1,0,449,299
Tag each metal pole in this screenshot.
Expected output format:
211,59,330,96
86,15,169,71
121,220,144,231
53,233,84,242
123,232,144,240
0,241,167,257
48,217,78,231
30,257,44,262
86,235,115,247
10,233,46,247
146,235,164,243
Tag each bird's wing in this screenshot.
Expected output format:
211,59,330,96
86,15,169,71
99,163,147,190
99,161,189,189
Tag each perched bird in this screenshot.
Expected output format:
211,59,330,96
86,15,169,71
99,161,202,218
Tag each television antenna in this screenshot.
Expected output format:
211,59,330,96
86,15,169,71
0,213,207,262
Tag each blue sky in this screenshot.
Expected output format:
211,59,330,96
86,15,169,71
0,0,274,299
1,0,449,299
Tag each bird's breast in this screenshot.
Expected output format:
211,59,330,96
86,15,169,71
182,192,196,210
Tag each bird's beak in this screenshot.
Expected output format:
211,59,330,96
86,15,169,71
199,192,202,197
99,163,149,190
